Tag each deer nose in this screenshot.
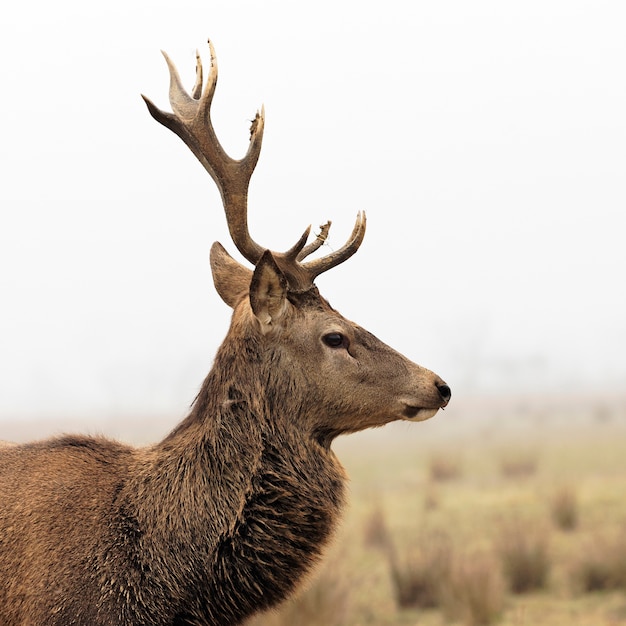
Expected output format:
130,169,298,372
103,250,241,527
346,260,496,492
436,382,451,405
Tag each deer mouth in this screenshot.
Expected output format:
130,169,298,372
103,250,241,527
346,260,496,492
402,405,440,421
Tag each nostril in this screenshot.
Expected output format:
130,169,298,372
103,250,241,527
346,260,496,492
436,382,451,403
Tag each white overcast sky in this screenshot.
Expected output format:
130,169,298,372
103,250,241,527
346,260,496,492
0,1,625,422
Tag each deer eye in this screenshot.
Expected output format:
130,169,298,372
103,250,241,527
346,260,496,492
323,333,347,349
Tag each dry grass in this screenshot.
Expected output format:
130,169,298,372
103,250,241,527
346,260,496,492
550,485,579,531
441,550,505,626
422,483,441,511
495,517,551,594
247,562,351,626
498,448,539,479
571,527,626,593
386,535,505,625
386,530,453,609
428,452,463,482
363,505,391,550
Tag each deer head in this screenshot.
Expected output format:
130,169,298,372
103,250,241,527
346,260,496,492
142,41,450,443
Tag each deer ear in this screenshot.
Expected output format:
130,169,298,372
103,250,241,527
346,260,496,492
249,250,289,330
210,242,253,309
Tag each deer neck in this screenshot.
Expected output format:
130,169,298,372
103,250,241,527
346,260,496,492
121,341,347,623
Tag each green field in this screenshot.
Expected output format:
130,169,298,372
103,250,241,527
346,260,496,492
249,394,626,625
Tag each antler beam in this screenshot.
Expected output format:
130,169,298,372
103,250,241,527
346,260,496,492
142,40,266,265
142,40,366,290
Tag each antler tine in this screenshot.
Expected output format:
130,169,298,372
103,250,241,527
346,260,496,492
296,221,332,262
142,41,266,265
283,226,312,262
161,50,199,119
190,49,204,100
302,212,367,280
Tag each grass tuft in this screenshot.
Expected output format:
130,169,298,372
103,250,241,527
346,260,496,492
550,485,579,531
386,530,453,609
363,505,392,550
442,550,505,626
571,527,626,593
496,517,551,594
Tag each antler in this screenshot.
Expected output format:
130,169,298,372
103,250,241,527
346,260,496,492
142,40,366,290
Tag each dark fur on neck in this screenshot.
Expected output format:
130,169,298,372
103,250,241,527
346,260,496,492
1,330,346,626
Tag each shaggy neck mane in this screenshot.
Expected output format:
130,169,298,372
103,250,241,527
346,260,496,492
117,322,346,625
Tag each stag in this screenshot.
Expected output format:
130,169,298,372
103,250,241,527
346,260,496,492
0,41,450,625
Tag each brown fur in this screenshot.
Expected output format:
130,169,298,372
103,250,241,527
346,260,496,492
0,272,448,626
0,42,450,626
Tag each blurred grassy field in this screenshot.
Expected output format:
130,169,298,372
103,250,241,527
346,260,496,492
249,393,626,626
3,393,626,624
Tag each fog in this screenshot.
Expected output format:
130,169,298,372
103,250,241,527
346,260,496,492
1,1,625,424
